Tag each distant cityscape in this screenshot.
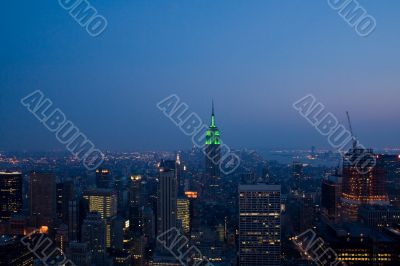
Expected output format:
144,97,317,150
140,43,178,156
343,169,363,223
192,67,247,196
0,104,400,266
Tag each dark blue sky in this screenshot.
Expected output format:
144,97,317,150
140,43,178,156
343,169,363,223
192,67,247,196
1,0,399,151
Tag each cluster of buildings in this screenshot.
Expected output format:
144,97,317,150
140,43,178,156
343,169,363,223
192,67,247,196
0,105,400,266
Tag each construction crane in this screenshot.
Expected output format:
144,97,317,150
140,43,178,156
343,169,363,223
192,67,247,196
346,111,357,148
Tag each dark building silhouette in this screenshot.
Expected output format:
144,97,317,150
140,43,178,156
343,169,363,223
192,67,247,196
0,235,34,265
68,199,79,241
292,161,304,191
321,176,342,219
156,160,177,251
29,172,56,229
377,154,400,207
81,212,107,265
0,171,23,222
129,175,143,236
56,180,74,223
96,168,114,189
67,241,92,266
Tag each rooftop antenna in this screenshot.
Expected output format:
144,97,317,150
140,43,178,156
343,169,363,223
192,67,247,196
346,111,357,148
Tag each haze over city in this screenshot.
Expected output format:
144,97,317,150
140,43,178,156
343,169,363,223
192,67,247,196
1,0,400,151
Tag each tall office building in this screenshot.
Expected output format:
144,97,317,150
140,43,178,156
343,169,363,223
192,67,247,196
68,199,79,241
292,161,304,191
205,101,221,179
239,184,281,266
56,181,74,223
156,160,177,249
29,172,56,228
175,153,184,196
321,176,342,219
261,161,271,184
55,223,69,252
96,168,114,189
377,154,400,180
377,154,400,206
129,175,143,236
0,171,23,222
341,147,388,220
81,212,107,266
84,189,118,219
115,174,129,217
176,198,190,234
84,189,117,248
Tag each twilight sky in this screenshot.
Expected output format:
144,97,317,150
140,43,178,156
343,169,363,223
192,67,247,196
1,0,400,151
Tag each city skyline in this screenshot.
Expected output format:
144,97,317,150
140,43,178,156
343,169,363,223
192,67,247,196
1,2,400,265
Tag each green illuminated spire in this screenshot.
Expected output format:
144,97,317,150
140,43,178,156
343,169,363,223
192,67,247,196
211,100,216,128
206,100,220,145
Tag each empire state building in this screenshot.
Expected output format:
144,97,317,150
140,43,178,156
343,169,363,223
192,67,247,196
205,101,221,179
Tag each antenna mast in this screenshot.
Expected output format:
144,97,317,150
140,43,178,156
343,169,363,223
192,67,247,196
346,111,357,148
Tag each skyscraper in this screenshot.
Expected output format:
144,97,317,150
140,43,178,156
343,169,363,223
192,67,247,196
321,176,342,220
129,175,143,236
156,160,177,250
292,161,304,191
239,184,281,266
83,189,118,220
0,171,23,222
176,198,190,234
81,212,107,266
29,172,56,228
341,147,388,220
56,180,74,223
68,199,79,241
205,101,221,179
376,154,400,206
83,189,118,248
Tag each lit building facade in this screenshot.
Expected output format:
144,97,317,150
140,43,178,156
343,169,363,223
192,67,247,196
205,102,221,179
0,171,23,222
239,184,281,266
341,148,388,221
176,198,190,234
359,205,400,228
84,189,117,248
84,189,117,220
